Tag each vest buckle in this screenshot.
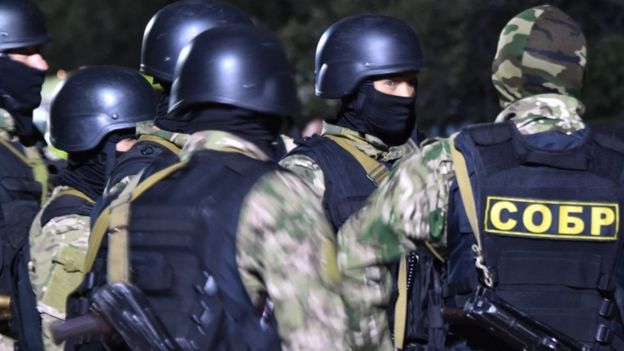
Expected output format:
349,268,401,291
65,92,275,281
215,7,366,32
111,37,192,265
599,299,616,319
595,324,613,344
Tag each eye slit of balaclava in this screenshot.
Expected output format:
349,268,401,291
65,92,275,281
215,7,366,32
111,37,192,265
335,79,417,146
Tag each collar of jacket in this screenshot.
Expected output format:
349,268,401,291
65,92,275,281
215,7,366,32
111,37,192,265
322,121,417,161
180,130,271,162
495,93,586,135
135,120,189,149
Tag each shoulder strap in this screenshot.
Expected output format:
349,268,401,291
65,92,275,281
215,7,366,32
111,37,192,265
394,255,408,350
40,188,94,228
0,139,49,205
325,134,389,185
138,134,182,155
0,138,30,165
56,188,95,204
83,161,188,275
448,133,494,288
23,147,49,205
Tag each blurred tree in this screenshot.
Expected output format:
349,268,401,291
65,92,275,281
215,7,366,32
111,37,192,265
38,0,624,135
39,0,174,71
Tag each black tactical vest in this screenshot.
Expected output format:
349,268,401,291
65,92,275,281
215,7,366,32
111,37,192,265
71,150,282,350
288,135,383,231
92,137,181,222
40,190,94,228
0,140,43,350
106,137,180,192
446,122,624,349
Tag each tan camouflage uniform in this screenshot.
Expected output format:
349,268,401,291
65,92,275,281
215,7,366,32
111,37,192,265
279,122,417,198
103,120,189,197
28,186,91,350
336,5,588,349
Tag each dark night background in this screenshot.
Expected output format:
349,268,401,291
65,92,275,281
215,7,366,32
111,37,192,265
37,0,624,136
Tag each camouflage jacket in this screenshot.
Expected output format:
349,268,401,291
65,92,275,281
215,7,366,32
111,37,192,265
337,93,587,349
29,186,92,350
279,122,417,198
169,130,348,350
0,109,15,141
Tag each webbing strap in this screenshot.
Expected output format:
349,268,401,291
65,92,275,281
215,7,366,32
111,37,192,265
24,147,49,204
138,134,182,155
425,241,445,263
106,192,132,283
325,135,390,185
449,134,480,243
321,235,341,285
56,188,95,204
83,161,188,274
449,134,494,288
394,254,408,350
0,138,30,164
0,138,49,204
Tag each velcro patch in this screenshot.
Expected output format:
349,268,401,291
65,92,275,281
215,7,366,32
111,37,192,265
484,196,619,241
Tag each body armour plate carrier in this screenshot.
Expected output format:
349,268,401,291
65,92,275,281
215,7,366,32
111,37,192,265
448,122,624,348
92,137,181,221
289,135,382,231
81,150,281,350
0,140,43,349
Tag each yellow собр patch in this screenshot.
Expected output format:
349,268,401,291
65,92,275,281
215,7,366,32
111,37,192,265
484,196,619,241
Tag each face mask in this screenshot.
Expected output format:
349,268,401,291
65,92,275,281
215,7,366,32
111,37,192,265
0,56,45,113
362,86,416,146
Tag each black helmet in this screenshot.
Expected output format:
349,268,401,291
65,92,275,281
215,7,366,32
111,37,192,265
315,14,426,98
50,66,157,153
168,24,300,118
0,0,50,51
141,0,253,83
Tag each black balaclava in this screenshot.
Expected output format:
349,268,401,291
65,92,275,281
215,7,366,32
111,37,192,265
58,131,134,201
161,104,284,161
153,81,172,124
335,80,416,146
0,56,46,145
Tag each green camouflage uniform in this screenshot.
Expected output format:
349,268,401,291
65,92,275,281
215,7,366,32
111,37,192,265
28,186,91,350
279,122,417,198
336,5,588,349
115,130,348,350
103,120,189,197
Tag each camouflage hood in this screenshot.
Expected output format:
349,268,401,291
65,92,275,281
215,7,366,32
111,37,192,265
491,5,586,107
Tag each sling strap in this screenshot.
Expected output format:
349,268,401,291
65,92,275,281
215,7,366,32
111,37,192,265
84,161,188,275
137,134,182,155
449,133,494,288
325,135,390,186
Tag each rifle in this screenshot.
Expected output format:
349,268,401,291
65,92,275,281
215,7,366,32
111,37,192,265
50,282,178,351
442,287,590,351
